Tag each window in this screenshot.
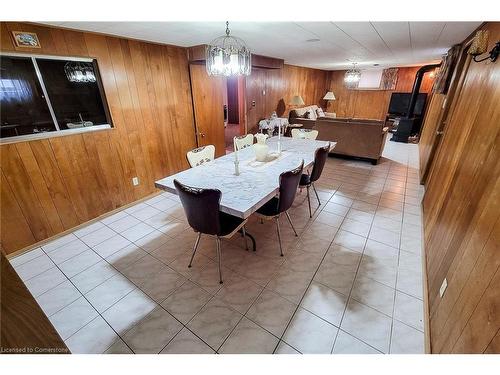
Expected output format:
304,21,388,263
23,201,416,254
0,54,112,143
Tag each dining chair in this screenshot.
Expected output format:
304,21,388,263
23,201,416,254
255,161,304,256
186,145,215,168
174,179,249,284
291,129,319,140
299,143,330,218
234,134,254,150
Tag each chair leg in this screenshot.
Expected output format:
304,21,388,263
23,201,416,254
242,226,249,250
276,216,284,257
306,186,312,218
216,237,223,284
312,183,321,205
188,232,202,268
285,211,298,237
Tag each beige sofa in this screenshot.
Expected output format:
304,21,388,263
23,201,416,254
288,105,336,127
313,117,389,164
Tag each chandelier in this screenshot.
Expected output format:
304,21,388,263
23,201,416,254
206,22,251,77
344,63,361,88
64,61,96,83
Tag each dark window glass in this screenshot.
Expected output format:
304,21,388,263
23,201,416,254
0,56,56,137
36,58,110,130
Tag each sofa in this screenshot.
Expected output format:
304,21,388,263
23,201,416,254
288,105,336,127
310,117,389,164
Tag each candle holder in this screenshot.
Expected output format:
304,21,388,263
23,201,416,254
234,160,240,176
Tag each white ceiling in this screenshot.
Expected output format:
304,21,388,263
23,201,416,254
41,22,481,70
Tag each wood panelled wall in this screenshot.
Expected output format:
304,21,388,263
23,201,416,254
0,22,196,255
420,22,500,353
245,65,330,133
326,66,435,120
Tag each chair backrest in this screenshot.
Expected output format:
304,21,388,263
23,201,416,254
291,129,319,140
234,134,254,150
174,179,221,235
186,145,215,168
310,143,330,183
278,161,304,214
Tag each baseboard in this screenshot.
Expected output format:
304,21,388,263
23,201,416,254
6,191,163,260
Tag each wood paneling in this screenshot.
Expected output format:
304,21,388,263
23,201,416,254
0,252,68,353
421,22,500,353
245,64,330,133
0,22,196,255
326,67,435,120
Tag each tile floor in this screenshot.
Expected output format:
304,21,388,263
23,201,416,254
10,137,425,354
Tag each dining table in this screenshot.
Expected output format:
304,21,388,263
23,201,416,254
155,136,336,249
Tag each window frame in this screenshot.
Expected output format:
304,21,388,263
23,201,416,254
0,52,113,144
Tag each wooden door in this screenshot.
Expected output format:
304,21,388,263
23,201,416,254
189,63,226,157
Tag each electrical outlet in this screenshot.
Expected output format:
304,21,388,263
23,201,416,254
132,177,139,186
439,278,448,298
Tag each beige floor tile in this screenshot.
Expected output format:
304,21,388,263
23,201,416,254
59,249,101,278
187,298,242,350
104,339,133,354
65,316,120,354
295,236,331,254
346,208,374,224
102,289,157,335
105,244,148,272
333,230,367,253
285,249,323,273
9,248,44,267
74,221,106,238
160,328,214,354
369,226,401,249
107,215,141,233
138,266,186,303
130,205,163,221
121,306,182,353
332,330,381,354
121,254,166,286
215,274,263,314
25,266,67,297
49,297,98,340
341,299,392,353
71,260,118,294
161,280,211,324
394,291,424,331
80,226,116,248
340,218,371,237
314,258,358,296
150,240,190,265
282,308,337,354
133,230,170,252
42,233,78,253
314,211,344,227
351,275,395,316
48,239,90,265
219,317,279,354
36,280,81,316
274,341,300,354
245,289,296,337
121,222,156,242
300,281,348,326
14,254,55,281
390,320,424,354
92,234,131,258
85,274,136,313
267,265,313,304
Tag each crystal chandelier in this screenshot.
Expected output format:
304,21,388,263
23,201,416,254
344,63,361,88
206,22,251,77
64,61,96,83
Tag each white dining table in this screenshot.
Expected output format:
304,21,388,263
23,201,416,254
155,137,335,219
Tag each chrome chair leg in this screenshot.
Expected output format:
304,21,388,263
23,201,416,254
188,232,202,268
285,211,298,237
306,186,312,218
312,183,321,205
216,237,223,284
276,216,284,257
242,226,249,250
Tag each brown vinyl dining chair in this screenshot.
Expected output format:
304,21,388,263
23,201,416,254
173,179,249,284
299,143,331,218
254,161,304,257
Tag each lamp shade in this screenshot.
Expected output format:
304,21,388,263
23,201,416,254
290,95,305,106
323,91,336,100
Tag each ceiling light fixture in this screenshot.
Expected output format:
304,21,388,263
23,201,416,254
206,21,251,77
344,63,361,88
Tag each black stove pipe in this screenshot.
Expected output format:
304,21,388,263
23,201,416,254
406,63,440,118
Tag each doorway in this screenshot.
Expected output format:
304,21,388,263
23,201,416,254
224,77,246,153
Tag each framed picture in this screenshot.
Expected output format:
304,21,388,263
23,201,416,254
11,31,41,48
